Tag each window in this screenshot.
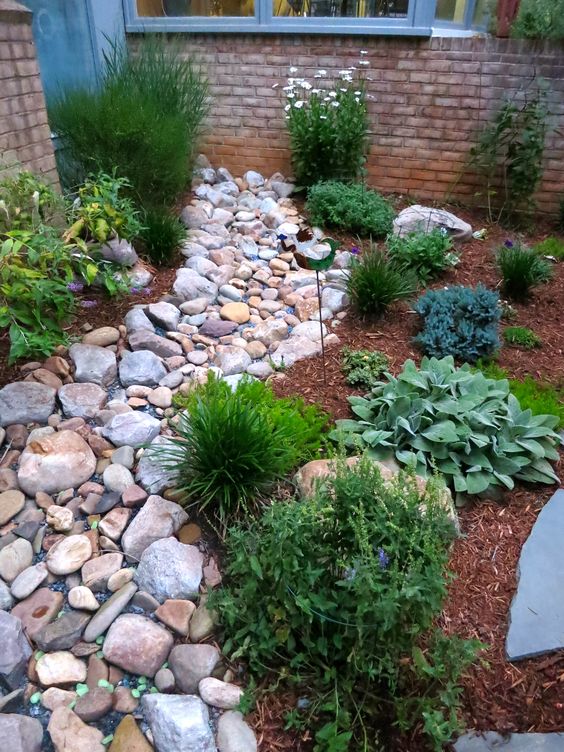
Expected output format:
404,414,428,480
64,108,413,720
126,0,488,33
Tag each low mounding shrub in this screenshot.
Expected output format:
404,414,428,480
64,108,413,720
387,229,458,283
0,171,63,232
341,347,389,390
413,284,500,363
49,38,209,205
503,326,542,349
155,375,328,531
511,0,564,39
534,236,564,261
306,181,394,238
496,242,552,300
331,356,561,495
211,457,480,751
345,245,418,317
137,207,186,266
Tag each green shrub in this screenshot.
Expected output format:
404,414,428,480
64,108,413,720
137,206,186,265
534,236,564,261
211,457,480,751
511,0,564,39
413,285,501,363
503,326,542,349
0,228,120,362
331,356,561,495
65,173,142,244
154,375,328,531
387,229,458,283
341,347,389,390
345,245,418,317
284,71,369,187
0,171,63,232
49,38,209,206
496,242,552,300
306,181,394,237
474,360,564,429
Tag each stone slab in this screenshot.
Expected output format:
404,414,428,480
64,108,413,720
455,731,564,751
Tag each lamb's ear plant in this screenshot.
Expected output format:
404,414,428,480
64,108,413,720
331,356,561,495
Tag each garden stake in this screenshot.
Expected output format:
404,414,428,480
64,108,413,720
315,268,327,386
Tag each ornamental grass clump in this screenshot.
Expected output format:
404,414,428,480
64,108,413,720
496,241,552,300
283,63,369,187
386,228,459,283
137,206,187,265
306,181,394,237
154,375,328,532
413,284,501,363
345,245,418,317
331,356,561,496
211,456,480,751
503,325,542,349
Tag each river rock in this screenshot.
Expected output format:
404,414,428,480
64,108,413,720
11,587,63,639
270,335,321,369
109,714,153,752
10,562,48,600
0,714,42,752
393,204,472,242
118,349,167,387
17,431,96,496
129,329,183,358
0,490,25,525
121,495,188,561
169,644,219,693
220,302,250,324
58,383,108,419
0,382,56,427
82,581,138,643
46,534,92,575
68,586,99,611
82,326,120,347
213,346,251,376
135,436,178,495
69,344,117,387
173,268,218,303
0,538,33,583
0,579,13,610
146,301,181,331
142,693,216,752
48,706,105,752
36,651,87,686
34,609,91,652
134,537,203,603
74,685,114,722
82,553,123,591
217,711,257,752
0,611,32,688
103,613,173,676
103,464,134,493
155,599,195,636
46,504,74,532
101,411,161,448
199,677,244,709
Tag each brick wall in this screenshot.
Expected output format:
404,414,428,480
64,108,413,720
139,33,564,216
0,0,58,184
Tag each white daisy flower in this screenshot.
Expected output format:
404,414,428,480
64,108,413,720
319,115,327,119
289,66,298,73
360,50,368,55
331,101,340,107
284,104,291,111
317,69,327,76
300,81,312,90
359,60,370,66
294,100,305,109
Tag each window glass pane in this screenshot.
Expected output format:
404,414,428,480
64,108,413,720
273,0,409,18
472,0,486,26
136,0,254,16
435,0,467,22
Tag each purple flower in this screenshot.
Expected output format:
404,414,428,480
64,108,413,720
504,239,514,248
130,286,142,294
278,233,288,241
351,246,360,255
378,547,389,570
142,287,153,296
80,299,98,308
67,281,84,293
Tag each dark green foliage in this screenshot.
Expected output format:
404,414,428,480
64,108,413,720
414,285,501,363
511,0,564,39
386,229,458,283
211,457,480,751
306,181,394,238
474,360,564,429
332,356,561,495
534,236,564,261
156,375,328,532
345,245,418,317
0,171,63,231
49,37,209,206
496,242,553,300
469,92,547,220
286,81,369,187
137,207,186,265
503,326,542,349
341,347,389,390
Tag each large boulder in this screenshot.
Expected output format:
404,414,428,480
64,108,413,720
393,205,472,242
17,431,96,495
173,268,218,303
269,336,321,369
121,495,188,561
142,693,216,752
99,237,138,267
0,382,56,427
69,343,117,387
0,611,32,689
135,537,203,603
58,383,108,419
103,614,173,677
118,349,167,387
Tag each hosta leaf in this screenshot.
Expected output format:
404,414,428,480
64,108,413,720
453,474,467,492
492,471,514,489
465,470,492,495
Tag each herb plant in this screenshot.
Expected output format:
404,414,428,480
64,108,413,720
331,356,561,495
413,285,501,363
154,375,328,532
211,456,480,751
138,206,186,265
387,228,458,283
503,326,542,349
534,236,564,261
496,242,552,300
283,67,369,187
307,181,394,238
345,245,418,317
341,347,389,390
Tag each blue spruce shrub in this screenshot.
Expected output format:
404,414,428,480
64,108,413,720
414,284,500,362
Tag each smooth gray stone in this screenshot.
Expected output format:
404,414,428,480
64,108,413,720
0,713,43,752
82,581,137,642
0,382,56,428
0,611,32,689
142,693,216,752
455,731,564,751
34,609,91,651
506,489,564,661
